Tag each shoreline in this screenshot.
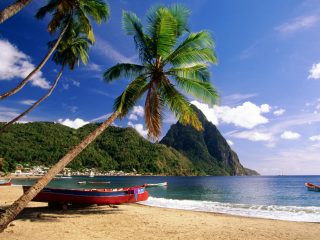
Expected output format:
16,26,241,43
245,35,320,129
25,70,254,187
1,186,320,240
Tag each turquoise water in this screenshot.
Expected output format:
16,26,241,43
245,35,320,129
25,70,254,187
13,176,320,222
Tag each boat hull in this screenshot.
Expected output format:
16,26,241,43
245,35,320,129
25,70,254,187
305,182,320,192
0,179,11,186
23,186,149,205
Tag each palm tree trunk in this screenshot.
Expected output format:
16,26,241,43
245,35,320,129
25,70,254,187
0,0,32,24
0,110,120,232
0,67,64,134
0,19,70,100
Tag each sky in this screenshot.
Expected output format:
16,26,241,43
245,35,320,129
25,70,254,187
1,0,320,175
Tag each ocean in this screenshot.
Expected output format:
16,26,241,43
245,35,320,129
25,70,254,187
12,175,320,222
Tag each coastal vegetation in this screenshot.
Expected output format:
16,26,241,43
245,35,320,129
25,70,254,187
0,3,219,232
0,122,196,175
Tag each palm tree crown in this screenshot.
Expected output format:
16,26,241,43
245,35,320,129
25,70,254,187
36,0,110,42
104,4,219,139
50,20,91,70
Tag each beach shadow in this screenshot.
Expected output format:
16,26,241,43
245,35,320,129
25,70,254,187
0,204,124,223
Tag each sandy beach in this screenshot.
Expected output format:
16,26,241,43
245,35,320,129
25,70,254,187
0,186,319,240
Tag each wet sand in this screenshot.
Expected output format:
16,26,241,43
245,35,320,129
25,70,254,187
0,186,319,240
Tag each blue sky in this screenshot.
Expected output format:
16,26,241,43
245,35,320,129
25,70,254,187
1,0,320,175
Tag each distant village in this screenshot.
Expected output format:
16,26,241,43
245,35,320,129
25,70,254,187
10,164,145,177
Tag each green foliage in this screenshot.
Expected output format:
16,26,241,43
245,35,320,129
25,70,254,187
36,0,110,42
0,122,197,175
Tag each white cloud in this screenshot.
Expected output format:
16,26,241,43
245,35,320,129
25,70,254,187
19,99,36,106
275,15,319,34
191,101,269,129
273,108,286,116
308,63,320,80
0,39,50,89
260,104,271,113
86,63,102,72
280,131,301,140
0,106,19,122
128,121,148,138
309,135,320,141
128,106,144,121
231,130,273,142
222,93,257,105
89,113,112,122
226,139,234,146
128,114,138,121
72,80,80,87
94,37,136,63
58,118,89,129
90,89,114,98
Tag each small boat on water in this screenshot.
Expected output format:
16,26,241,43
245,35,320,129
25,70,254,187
0,179,11,186
78,181,87,184
89,171,95,178
144,182,167,187
23,185,149,205
305,182,320,192
88,181,111,184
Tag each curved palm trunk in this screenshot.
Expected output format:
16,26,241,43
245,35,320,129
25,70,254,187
0,0,31,24
0,67,64,134
0,110,120,232
0,20,70,100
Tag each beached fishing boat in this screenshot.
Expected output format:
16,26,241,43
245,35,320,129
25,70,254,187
23,185,149,204
144,182,168,187
305,182,320,192
0,179,11,186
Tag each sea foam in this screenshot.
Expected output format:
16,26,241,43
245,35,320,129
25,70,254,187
140,197,320,222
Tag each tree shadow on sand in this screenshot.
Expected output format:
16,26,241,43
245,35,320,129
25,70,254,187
0,204,124,223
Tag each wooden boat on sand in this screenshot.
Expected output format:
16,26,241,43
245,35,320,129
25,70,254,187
23,185,149,205
144,182,168,187
0,179,11,186
305,182,320,192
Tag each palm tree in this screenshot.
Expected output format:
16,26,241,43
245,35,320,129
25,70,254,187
0,4,218,231
0,0,109,100
0,0,32,24
0,21,91,134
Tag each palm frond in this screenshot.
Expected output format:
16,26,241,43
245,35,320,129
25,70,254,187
145,83,162,139
165,31,216,64
146,7,178,58
103,63,148,82
51,21,91,70
35,0,58,19
159,77,203,131
169,48,217,66
167,64,210,82
114,76,149,117
174,76,219,105
168,4,190,36
122,11,153,63
79,0,110,24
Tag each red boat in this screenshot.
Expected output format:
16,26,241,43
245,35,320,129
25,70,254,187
23,185,149,205
305,182,320,192
0,179,12,186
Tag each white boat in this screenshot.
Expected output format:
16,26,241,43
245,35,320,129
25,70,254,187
144,182,168,187
89,171,95,178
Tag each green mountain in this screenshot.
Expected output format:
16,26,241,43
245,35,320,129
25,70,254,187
160,107,259,176
0,122,196,175
0,115,258,176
